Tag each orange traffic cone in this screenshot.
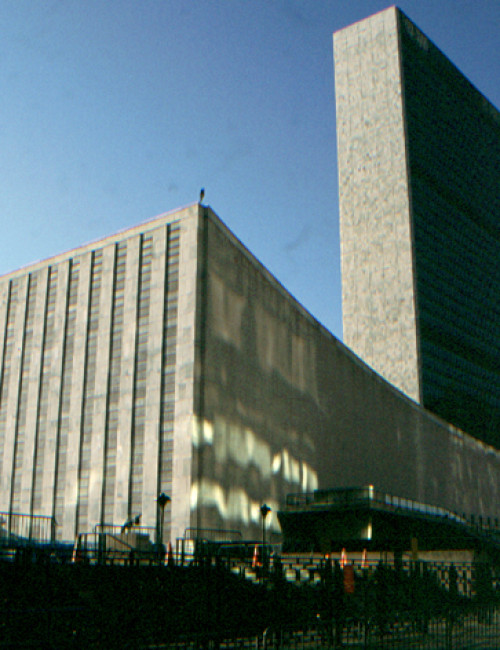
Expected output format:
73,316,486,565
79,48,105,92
340,548,347,568
165,541,174,566
252,544,261,568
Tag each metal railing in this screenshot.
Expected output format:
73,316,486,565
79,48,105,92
93,522,156,538
183,527,243,542
0,511,56,545
286,486,465,520
71,530,162,565
285,487,500,542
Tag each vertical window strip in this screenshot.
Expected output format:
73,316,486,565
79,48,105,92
0,281,15,481
129,235,153,517
0,280,18,476
31,267,58,513
10,273,39,513
158,225,180,539
102,242,127,525
53,260,79,535
77,250,103,533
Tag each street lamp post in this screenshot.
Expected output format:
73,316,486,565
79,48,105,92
157,493,171,551
260,503,271,572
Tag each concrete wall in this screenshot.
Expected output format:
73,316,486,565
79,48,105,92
191,208,500,540
0,204,200,543
0,201,498,546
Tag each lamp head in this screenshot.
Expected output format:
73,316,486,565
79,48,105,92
260,503,271,519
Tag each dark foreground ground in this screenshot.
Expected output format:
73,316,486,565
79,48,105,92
1,552,499,648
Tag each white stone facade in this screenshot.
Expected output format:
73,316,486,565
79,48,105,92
334,6,421,403
0,203,499,545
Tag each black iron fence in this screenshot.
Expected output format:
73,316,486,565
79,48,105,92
257,607,500,649
2,534,500,648
140,606,500,649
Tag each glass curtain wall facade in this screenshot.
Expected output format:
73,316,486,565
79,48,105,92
398,13,500,446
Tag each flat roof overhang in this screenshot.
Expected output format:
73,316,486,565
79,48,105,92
277,487,500,556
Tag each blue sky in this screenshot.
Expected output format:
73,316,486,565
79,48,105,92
1,1,498,341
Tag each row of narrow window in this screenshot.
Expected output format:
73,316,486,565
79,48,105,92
0,226,180,537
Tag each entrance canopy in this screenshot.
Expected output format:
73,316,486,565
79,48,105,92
278,487,500,557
